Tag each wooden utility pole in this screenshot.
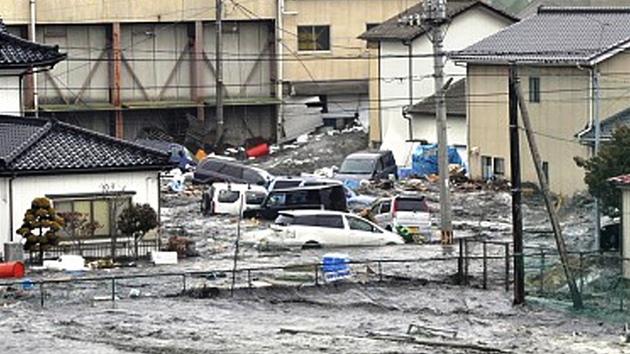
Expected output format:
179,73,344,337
509,65,524,305
513,68,583,309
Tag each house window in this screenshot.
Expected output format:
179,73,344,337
493,157,505,176
542,161,549,183
481,156,493,180
51,194,133,239
529,76,540,103
298,25,330,51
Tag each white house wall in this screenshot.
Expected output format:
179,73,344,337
5,171,160,245
0,178,9,246
0,76,22,116
378,8,513,166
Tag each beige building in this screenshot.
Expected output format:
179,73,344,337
0,0,404,148
453,6,630,196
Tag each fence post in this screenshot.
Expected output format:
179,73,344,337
247,269,252,288
40,282,45,307
111,277,116,308
378,261,383,282
458,238,464,283
483,240,488,289
505,243,510,292
182,274,187,292
314,264,319,286
464,239,469,286
540,249,545,296
578,251,584,293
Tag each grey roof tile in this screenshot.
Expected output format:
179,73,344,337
579,106,630,141
0,116,170,174
452,7,630,64
359,0,518,42
409,79,467,116
0,19,66,68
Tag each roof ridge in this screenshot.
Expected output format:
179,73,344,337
5,119,53,165
54,120,170,157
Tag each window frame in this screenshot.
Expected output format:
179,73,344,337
297,25,331,52
493,157,505,176
529,76,540,103
49,192,135,240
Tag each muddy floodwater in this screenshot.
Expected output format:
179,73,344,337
1,278,626,354
2,130,628,353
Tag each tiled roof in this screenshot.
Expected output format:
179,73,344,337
359,0,518,42
0,19,66,69
0,116,171,175
579,106,630,142
452,7,630,64
408,79,466,116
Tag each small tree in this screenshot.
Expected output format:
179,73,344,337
117,203,159,259
575,126,630,218
16,197,64,265
58,211,103,256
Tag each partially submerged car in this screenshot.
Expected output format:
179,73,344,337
243,184,347,220
201,182,268,216
368,195,431,241
193,156,273,187
243,210,404,249
333,150,398,186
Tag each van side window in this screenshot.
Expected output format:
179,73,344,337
267,193,286,206
316,215,344,228
292,215,318,226
218,190,240,203
347,215,379,232
381,201,391,213
245,191,266,205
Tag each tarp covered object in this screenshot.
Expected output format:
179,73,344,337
411,144,462,176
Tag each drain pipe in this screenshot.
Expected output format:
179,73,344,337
592,65,601,250
30,0,38,117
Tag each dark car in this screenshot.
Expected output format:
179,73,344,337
243,184,348,220
193,156,274,187
333,150,398,185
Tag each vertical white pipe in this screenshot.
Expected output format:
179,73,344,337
30,0,38,117
276,0,284,141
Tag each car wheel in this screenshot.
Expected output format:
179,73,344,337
301,241,321,250
385,242,398,246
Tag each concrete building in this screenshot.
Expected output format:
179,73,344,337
1,0,404,150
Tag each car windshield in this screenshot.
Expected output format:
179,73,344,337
339,158,375,174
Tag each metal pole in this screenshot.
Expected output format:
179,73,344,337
505,243,510,292
215,0,224,149
230,193,245,296
483,241,488,289
509,65,525,305
425,2,453,245
592,67,601,251
514,72,583,309
275,0,284,142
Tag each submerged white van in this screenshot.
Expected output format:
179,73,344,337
201,182,268,217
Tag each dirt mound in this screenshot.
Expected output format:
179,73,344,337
249,128,369,176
